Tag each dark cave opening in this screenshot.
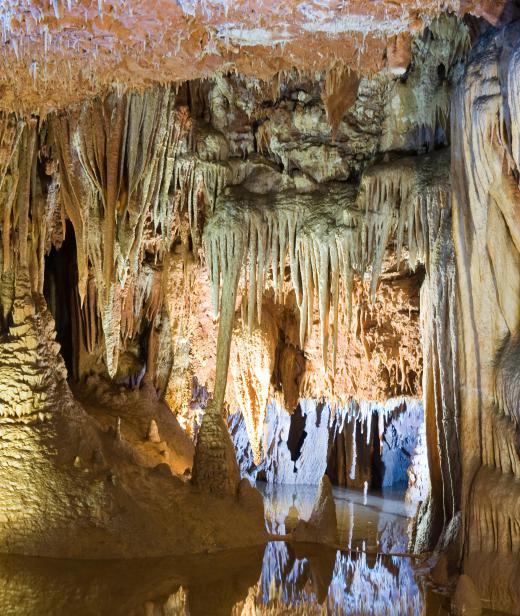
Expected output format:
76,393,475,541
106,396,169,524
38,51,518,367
43,220,78,378
287,403,308,472
325,413,384,490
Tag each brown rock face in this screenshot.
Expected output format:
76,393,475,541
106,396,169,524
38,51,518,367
0,9,464,559
0,0,507,114
452,575,482,616
192,403,241,497
451,20,520,615
230,310,278,464
0,278,266,557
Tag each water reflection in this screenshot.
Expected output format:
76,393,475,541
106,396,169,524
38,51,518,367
0,547,264,616
0,485,452,615
260,482,416,552
257,484,428,615
260,541,429,614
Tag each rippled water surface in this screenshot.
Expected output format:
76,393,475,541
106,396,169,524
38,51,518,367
0,485,461,615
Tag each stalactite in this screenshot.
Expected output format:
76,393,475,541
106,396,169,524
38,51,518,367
203,209,246,415
0,114,25,327
321,63,360,140
51,86,184,376
172,156,230,246
204,150,449,374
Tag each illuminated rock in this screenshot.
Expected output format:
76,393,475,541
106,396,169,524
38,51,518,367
292,475,339,545
452,575,482,616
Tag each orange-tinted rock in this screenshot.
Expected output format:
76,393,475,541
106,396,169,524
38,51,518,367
387,33,412,76
0,0,512,114
230,309,278,464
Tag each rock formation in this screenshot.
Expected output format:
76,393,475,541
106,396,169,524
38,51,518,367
0,3,519,615
229,397,429,502
451,21,520,613
452,574,482,616
292,475,339,546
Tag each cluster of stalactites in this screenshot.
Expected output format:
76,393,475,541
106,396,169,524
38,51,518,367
172,156,230,248
49,86,231,376
0,114,25,290
0,114,43,325
51,86,183,375
0,89,232,377
204,150,450,373
413,14,471,150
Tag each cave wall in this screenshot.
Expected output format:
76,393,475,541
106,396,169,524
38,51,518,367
229,397,429,502
3,10,519,602
0,278,266,558
451,22,520,614
0,105,267,557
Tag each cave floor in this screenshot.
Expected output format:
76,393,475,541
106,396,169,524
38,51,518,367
0,485,504,615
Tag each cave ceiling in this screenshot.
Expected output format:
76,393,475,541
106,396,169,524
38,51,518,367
0,0,515,114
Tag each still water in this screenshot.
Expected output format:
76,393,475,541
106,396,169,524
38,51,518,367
0,484,453,616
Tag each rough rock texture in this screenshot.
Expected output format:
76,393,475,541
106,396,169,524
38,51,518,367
0,1,507,114
192,403,241,497
237,477,265,527
1,25,457,559
76,377,195,477
3,8,520,610
451,21,520,614
0,280,266,557
230,308,277,464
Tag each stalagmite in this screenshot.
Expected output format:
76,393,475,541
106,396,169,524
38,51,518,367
147,419,161,443
114,416,122,440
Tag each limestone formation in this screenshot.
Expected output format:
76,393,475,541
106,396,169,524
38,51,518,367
192,402,241,497
0,4,519,615
494,332,520,454
237,478,265,526
229,397,429,503
146,418,161,444
0,1,505,114
450,20,520,614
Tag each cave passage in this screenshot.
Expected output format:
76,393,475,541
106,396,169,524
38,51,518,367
230,396,428,504
287,404,308,471
43,221,78,379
